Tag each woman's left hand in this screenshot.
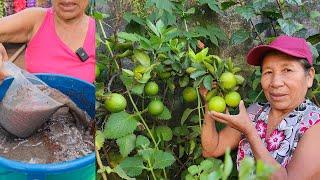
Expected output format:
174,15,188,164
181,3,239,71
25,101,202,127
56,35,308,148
209,100,255,136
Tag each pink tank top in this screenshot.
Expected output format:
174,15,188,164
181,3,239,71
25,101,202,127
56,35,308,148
25,8,96,83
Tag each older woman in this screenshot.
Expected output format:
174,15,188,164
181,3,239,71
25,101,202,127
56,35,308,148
201,35,320,179
0,0,95,83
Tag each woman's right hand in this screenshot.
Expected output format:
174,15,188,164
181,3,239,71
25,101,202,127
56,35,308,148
0,43,9,80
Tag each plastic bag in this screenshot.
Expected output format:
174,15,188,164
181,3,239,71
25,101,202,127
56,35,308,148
0,62,63,138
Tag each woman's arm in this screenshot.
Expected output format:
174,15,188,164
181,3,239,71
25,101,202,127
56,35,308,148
212,103,320,179
0,8,45,43
201,112,242,157
200,87,242,158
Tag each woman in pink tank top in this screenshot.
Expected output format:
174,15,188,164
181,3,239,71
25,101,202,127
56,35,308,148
0,0,95,83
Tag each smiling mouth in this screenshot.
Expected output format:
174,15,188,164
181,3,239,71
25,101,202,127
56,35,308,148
269,93,287,100
59,3,77,11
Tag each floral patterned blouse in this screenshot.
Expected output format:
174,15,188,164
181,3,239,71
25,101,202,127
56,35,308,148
236,99,320,169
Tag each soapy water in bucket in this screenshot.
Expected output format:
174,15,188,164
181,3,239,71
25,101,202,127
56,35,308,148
0,107,94,164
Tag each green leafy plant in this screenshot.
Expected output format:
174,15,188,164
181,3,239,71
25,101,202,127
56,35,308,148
94,0,320,179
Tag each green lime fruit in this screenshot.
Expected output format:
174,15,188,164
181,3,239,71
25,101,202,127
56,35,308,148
208,96,226,113
104,93,127,113
225,91,241,107
205,89,217,102
220,72,237,90
145,81,159,96
148,100,164,116
183,87,197,102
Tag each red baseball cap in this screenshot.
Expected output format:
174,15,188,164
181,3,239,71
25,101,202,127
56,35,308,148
247,35,313,66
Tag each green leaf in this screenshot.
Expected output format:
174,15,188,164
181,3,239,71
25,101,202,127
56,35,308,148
113,166,135,180
277,18,304,36
199,173,209,180
118,32,140,42
104,112,138,139
146,20,160,37
156,20,165,34
138,148,154,161
179,76,190,88
235,75,245,85
231,29,250,45
155,126,173,141
221,1,237,11
181,108,194,125
92,11,110,20
255,22,271,34
187,165,199,176
310,11,320,20
198,0,221,14
122,69,134,76
190,70,207,79
131,83,145,95
120,73,135,89
119,156,145,177
137,69,152,84
256,160,275,179
117,134,136,157
155,106,172,120
132,50,150,67
152,150,175,169
173,126,189,136
209,171,222,179
238,157,255,180
285,0,302,5
253,0,270,11
146,0,174,13
223,148,233,180
235,5,255,20
95,130,105,151
135,135,150,149
203,75,213,90
199,159,214,172
123,12,145,25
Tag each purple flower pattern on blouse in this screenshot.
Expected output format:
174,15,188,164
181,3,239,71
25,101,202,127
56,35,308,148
237,99,320,169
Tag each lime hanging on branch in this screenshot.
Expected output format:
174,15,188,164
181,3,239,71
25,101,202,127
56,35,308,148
225,91,241,108
148,100,164,116
144,82,159,96
219,72,237,90
208,96,226,113
104,93,127,113
182,87,197,103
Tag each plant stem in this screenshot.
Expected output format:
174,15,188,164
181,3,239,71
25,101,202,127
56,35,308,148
249,20,264,44
96,149,108,180
107,72,119,92
99,19,119,69
196,87,202,128
275,0,284,17
313,95,320,107
253,89,263,103
148,160,157,180
127,92,158,148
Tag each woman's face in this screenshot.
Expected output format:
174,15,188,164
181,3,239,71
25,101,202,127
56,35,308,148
52,0,89,20
261,53,315,112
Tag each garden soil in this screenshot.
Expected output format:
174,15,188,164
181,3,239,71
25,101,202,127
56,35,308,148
0,107,94,164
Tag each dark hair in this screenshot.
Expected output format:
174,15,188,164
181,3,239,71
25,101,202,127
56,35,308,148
261,50,312,74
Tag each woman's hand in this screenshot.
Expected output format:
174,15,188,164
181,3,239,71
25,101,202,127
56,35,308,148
209,100,255,136
0,43,9,80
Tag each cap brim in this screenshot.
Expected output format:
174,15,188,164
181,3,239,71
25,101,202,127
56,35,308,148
247,45,308,66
